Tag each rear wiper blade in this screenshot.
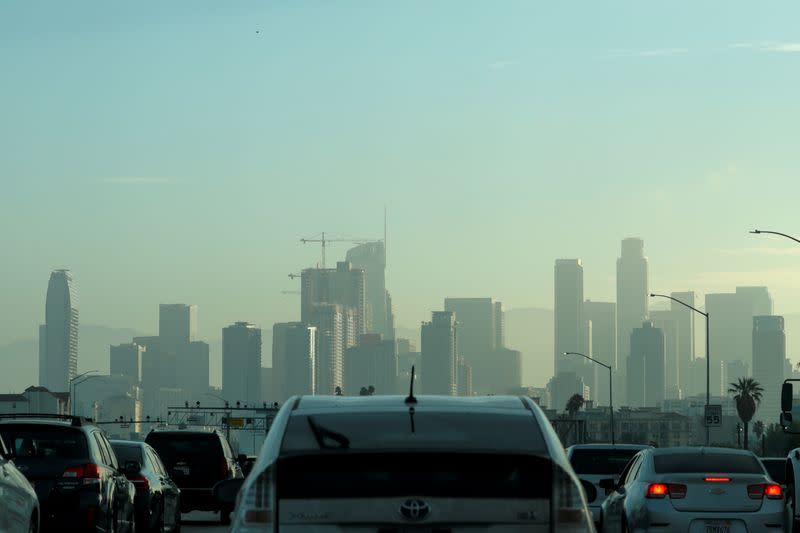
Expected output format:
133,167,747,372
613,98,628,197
307,416,350,450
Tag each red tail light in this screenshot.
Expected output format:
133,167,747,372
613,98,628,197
130,475,150,492
63,464,102,484
765,484,783,499
704,477,731,483
647,483,669,498
647,483,686,499
748,483,782,500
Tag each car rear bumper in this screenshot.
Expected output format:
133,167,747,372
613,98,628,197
179,488,220,512
633,506,787,532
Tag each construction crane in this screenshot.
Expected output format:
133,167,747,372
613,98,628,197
300,232,378,268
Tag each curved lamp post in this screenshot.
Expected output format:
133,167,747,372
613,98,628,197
750,229,800,245
650,293,710,445
564,351,615,445
70,370,99,416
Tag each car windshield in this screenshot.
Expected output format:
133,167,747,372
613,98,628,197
0,425,88,460
654,453,764,474
146,433,221,464
111,444,143,465
280,412,547,454
569,449,641,476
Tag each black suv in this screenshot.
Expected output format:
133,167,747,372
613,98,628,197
0,414,136,533
145,429,241,524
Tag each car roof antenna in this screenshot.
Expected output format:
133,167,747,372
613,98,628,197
405,365,418,405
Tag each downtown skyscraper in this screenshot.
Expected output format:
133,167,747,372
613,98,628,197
421,311,457,396
39,269,79,392
222,322,262,404
752,315,785,423
346,241,394,339
554,260,585,376
616,238,649,402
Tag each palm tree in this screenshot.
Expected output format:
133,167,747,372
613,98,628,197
566,394,585,418
728,377,764,450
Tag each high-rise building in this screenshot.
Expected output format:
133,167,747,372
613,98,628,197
40,270,79,392
176,341,209,400
158,304,197,351
488,347,522,394
650,310,680,399
616,238,649,399
272,322,316,401
705,287,773,395
627,321,665,408
136,336,176,392
421,311,457,395
309,304,346,395
457,358,473,396
583,301,617,405
346,242,394,339
301,261,366,336
554,260,585,375
344,334,398,395
752,315,785,422
222,322,262,404
494,301,505,349
110,343,143,382
444,297,501,393
670,291,696,397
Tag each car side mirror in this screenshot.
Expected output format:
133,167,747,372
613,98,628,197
124,461,142,476
214,478,245,507
782,382,794,413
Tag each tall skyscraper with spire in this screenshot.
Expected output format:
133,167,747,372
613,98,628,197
616,238,649,401
39,269,79,392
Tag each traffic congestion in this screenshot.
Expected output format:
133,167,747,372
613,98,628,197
3,392,800,532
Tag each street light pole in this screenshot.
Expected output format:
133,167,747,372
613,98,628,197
650,293,710,446
564,352,614,445
69,370,99,416
750,229,800,245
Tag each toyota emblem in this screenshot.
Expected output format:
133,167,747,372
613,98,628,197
399,499,431,521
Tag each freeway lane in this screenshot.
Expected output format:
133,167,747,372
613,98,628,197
182,511,231,533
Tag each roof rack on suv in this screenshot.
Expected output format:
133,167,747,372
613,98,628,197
0,413,94,427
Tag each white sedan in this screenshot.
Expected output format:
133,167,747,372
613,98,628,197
601,447,787,533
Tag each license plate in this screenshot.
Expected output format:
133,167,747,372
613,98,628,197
704,521,731,533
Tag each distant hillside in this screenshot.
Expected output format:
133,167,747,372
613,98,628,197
504,307,553,388
0,325,144,393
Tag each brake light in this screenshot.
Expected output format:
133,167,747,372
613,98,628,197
704,477,730,483
765,484,783,499
647,483,668,498
130,475,150,492
646,483,686,499
63,464,102,484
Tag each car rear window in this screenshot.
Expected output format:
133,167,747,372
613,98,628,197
111,444,143,465
761,460,787,484
280,412,547,454
146,433,222,465
654,453,764,474
277,453,554,499
0,425,88,460
570,449,641,475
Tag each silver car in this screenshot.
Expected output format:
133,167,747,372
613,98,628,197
215,394,595,532
0,434,40,533
601,447,788,533
566,444,651,527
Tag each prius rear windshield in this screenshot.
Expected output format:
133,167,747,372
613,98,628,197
281,412,546,454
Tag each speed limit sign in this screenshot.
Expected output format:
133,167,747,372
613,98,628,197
705,404,722,427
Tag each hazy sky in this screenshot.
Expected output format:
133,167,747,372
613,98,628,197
3,2,800,358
